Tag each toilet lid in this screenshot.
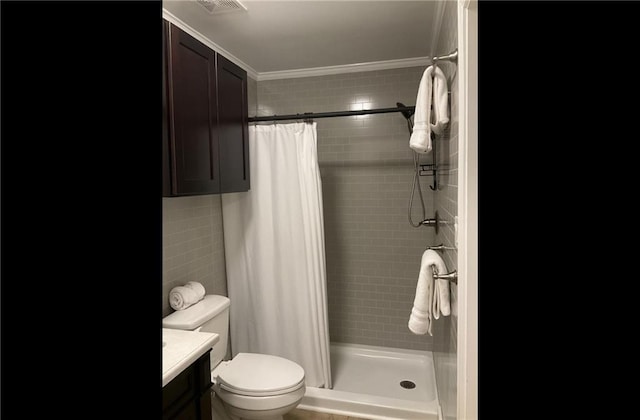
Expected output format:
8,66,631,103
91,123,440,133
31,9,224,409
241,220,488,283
216,353,305,397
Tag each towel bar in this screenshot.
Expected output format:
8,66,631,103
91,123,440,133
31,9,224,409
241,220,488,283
427,243,456,251
432,267,457,284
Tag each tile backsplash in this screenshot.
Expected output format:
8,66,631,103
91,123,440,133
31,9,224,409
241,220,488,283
162,195,227,317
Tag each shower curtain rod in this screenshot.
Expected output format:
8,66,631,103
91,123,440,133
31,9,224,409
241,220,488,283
248,48,457,123
248,106,416,123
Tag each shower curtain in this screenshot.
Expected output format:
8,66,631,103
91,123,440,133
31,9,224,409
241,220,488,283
221,122,332,389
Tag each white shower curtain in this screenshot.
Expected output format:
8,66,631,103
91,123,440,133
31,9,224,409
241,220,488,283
221,122,332,389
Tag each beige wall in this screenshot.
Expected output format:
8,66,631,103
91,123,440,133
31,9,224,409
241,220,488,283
257,68,439,350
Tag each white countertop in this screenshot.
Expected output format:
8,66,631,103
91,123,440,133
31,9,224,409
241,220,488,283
162,328,219,387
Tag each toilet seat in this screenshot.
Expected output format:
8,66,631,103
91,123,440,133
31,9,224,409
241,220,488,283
214,353,305,397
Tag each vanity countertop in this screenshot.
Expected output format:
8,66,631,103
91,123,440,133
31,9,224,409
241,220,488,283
162,328,219,387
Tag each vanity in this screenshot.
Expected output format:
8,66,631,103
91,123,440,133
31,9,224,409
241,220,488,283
163,328,219,420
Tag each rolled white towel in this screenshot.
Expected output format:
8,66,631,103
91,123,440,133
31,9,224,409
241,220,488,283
169,286,200,311
184,281,206,301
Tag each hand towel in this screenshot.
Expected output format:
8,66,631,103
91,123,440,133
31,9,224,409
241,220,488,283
429,253,451,319
408,250,437,335
409,65,449,153
408,249,452,335
169,285,200,311
431,66,449,136
184,281,206,301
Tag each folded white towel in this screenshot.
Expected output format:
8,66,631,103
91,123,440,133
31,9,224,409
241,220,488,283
431,66,449,136
169,282,205,311
408,249,451,335
408,250,436,335
408,305,432,336
409,65,449,153
429,253,451,319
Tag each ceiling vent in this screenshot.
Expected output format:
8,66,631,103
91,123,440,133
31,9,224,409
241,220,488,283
196,0,248,15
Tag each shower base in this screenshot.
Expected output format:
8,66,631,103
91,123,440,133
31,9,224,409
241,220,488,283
298,342,439,420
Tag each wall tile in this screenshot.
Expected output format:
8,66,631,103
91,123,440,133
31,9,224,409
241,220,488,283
258,66,442,351
430,2,459,419
162,195,227,318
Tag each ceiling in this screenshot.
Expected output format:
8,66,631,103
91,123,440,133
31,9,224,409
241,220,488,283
162,0,440,76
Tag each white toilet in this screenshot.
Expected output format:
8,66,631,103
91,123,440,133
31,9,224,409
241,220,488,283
162,295,306,420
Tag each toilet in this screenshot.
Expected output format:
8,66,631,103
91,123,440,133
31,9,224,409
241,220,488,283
162,295,306,420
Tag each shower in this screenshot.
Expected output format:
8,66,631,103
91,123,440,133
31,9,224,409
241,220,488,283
399,102,439,233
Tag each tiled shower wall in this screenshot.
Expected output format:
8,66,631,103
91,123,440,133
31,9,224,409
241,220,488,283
257,68,440,350
431,1,459,419
161,76,258,318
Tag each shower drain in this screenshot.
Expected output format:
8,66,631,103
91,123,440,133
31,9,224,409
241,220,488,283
400,380,416,389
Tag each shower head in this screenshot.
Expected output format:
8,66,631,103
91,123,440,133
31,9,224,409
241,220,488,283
396,102,415,120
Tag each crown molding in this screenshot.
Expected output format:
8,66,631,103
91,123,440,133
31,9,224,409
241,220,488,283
256,57,430,81
162,9,260,80
162,9,429,82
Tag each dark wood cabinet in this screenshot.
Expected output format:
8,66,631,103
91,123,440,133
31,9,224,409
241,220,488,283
162,350,212,420
165,20,220,196
217,54,250,193
163,20,249,196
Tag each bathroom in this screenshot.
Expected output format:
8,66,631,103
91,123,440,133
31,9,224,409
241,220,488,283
162,1,477,420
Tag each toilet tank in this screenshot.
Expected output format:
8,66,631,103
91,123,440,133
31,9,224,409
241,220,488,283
162,295,230,369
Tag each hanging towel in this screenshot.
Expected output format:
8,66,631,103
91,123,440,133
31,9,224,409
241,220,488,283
408,250,436,335
408,250,451,335
429,252,451,319
409,66,450,153
431,66,450,136
169,281,206,311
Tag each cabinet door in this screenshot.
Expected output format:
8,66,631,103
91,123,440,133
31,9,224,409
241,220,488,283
162,350,212,420
166,400,197,420
162,20,172,197
166,23,220,195
216,54,250,193
162,363,197,419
